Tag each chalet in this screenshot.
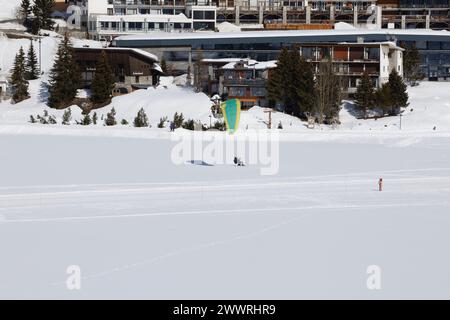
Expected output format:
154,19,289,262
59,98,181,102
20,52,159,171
73,47,163,95
220,59,276,108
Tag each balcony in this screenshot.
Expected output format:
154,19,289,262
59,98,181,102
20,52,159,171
222,78,267,86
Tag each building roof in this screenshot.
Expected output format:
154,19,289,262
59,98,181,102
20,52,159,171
73,46,159,62
113,28,450,48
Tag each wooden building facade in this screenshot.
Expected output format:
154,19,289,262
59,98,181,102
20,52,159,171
74,47,163,95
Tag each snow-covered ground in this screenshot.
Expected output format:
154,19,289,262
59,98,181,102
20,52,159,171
0,0,20,21
1,132,450,299
1,30,450,299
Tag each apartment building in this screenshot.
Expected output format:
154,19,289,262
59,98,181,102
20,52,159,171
83,0,216,40
195,41,403,108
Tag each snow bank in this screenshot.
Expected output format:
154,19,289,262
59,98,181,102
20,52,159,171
217,22,241,32
0,22,26,31
0,0,20,21
334,22,356,30
0,33,60,75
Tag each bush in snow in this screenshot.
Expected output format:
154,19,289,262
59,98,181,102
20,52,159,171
158,116,168,128
48,115,57,124
213,120,226,131
133,108,149,127
121,119,129,125
29,115,36,123
62,108,72,125
104,108,117,126
173,112,184,129
182,119,195,130
82,113,92,125
277,121,283,129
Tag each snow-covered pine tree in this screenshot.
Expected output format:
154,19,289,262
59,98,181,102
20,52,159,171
91,51,115,104
48,34,81,109
105,108,117,126
10,47,29,103
354,71,376,119
26,41,39,80
92,112,98,125
134,108,149,127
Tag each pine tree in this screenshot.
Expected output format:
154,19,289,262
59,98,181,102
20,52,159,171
267,47,291,109
10,47,29,103
134,108,149,127
90,51,115,104
105,108,117,126
31,0,55,34
21,0,32,23
48,34,81,109
267,46,316,117
26,41,39,80
295,53,316,117
403,44,423,86
92,112,98,125
387,69,409,115
354,71,376,119
375,83,391,116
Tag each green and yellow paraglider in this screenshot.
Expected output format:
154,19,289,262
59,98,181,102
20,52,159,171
220,99,241,134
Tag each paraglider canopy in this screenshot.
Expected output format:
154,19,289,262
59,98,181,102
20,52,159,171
220,99,241,134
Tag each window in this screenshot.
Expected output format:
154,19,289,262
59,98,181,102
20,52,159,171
251,87,266,96
229,87,246,97
205,11,215,20
135,76,140,84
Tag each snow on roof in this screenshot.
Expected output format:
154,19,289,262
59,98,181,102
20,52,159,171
221,59,277,70
153,63,163,73
114,28,450,42
201,58,245,63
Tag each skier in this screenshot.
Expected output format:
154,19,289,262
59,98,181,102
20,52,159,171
378,178,383,191
169,121,175,132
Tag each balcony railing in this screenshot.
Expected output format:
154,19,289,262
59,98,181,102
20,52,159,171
223,78,267,86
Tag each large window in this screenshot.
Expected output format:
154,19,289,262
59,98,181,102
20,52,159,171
251,87,267,96
193,10,215,20
229,87,246,97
